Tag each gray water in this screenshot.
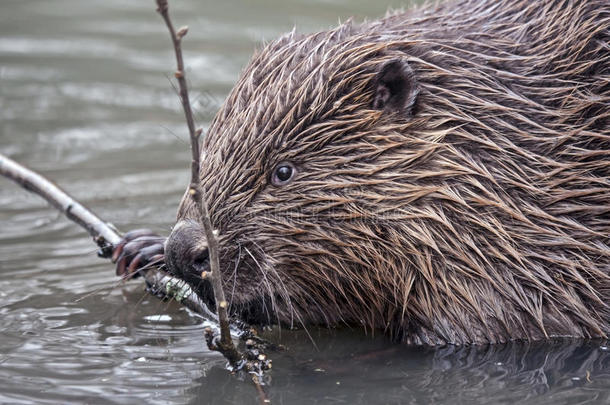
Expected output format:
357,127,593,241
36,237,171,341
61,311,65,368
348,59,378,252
1,0,609,404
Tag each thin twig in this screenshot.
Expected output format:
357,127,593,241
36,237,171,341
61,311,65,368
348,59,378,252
252,374,271,404
154,4,272,403
154,0,240,365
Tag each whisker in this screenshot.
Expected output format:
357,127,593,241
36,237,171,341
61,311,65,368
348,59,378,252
244,246,278,326
73,258,165,303
228,242,242,313
249,241,295,326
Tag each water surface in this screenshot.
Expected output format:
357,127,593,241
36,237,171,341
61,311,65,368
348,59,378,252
1,0,609,404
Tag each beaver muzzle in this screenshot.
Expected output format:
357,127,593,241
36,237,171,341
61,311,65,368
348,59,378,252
165,220,215,308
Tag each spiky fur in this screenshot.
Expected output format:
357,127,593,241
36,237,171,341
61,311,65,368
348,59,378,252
177,0,609,344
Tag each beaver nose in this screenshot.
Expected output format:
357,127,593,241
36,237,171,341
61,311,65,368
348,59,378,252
165,220,211,284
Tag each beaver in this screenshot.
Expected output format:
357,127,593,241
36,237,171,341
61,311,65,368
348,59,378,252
113,0,610,345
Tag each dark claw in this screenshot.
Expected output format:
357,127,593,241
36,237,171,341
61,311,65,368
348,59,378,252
112,229,165,279
126,253,143,276
112,229,159,261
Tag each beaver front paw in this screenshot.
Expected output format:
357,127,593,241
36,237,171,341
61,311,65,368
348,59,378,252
112,229,165,279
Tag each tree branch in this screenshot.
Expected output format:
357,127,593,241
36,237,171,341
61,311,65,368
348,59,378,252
0,153,215,319
0,154,120,255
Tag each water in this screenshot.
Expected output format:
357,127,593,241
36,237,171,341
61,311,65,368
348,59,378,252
0,0,608,404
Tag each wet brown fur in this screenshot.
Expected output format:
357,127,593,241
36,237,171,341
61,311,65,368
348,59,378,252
176,0,609,345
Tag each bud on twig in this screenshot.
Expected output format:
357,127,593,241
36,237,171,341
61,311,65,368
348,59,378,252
176,25,189,39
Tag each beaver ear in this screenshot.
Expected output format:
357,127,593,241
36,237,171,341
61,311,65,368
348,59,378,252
372,58,419,116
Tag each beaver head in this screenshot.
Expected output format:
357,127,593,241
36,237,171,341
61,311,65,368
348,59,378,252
165,0,610,345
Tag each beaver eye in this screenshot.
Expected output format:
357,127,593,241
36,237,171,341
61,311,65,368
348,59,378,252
271,162,296,186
